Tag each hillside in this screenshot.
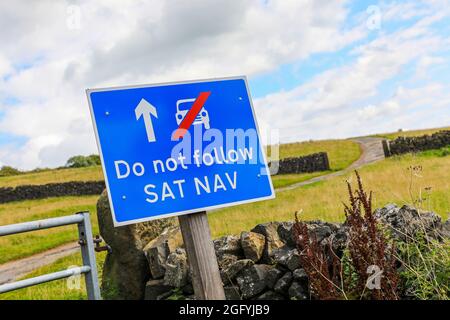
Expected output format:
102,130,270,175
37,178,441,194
3,145,450,300
0,166,104,188
0,139,360,189
373,126,450,140
0,138,360,264
0,127,449,300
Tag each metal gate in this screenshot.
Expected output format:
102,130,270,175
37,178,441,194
0,212,101,300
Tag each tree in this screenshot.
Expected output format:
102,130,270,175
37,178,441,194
66,154,101,168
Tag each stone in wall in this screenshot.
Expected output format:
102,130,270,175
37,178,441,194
143,227,183,279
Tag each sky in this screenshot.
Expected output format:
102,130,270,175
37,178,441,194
0,0,449,170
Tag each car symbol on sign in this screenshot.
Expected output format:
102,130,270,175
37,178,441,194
175,98,210,129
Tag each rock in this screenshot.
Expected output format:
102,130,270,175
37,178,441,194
164,248,189,287
251,222,285,263
143,227,183,279
144,279,173,300
217,253,239,270
214,235,243,257
278,222,295,246
182,283,194,295
134,217,177,246
442,219,450,238
307,221,333,243
224,286,242,300
285,250,301,271
266,267,284,289
240,231,265,262
271,246,300,270
256,291,285,300
236,264,272,299
374,204,444,241
221,259,254,285
274,272,293,294
330,225,349,256
97,190,174,300
271,246,291,266
288,281,308,300
292,268,308,284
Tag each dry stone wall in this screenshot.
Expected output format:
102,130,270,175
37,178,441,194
383,130,450,157
94,196,450,300
270,152,330,175
0,180,105,203
137,205,449,300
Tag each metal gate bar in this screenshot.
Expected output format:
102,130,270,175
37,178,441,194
0,212,101,300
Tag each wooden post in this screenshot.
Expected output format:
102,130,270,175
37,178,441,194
178,211,225,300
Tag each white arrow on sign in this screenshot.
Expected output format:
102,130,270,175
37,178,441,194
135,98,158,143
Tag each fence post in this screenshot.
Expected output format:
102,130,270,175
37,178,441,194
178,212,225,300
77,211,101,300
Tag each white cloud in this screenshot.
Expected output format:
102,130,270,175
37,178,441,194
0,0,449,169
0,0,364,169
253,4,450,142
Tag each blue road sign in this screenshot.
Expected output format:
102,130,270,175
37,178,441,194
87,76,274,226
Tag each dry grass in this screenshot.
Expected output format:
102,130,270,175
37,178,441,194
269,139,360,188
0,166,104,188
274,139,361,171
208,151,450,238
2,150,449,300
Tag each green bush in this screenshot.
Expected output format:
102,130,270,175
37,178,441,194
397,234,450,300
65,155,101,168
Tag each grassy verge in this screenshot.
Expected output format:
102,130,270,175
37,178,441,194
0,166,104,188
0,196,99,264
271,171,329,189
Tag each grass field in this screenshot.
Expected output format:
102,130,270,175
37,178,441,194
269,139,360,188
0,251,107,300
208,148,450,237
0,131,447,300
0,138,360,265
0,196,99,264
273,139,360,170
0,140,360,189
2,147,448,300
373,126,450,140
0,166,104,188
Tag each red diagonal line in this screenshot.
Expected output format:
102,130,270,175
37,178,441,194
172,91,211,140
